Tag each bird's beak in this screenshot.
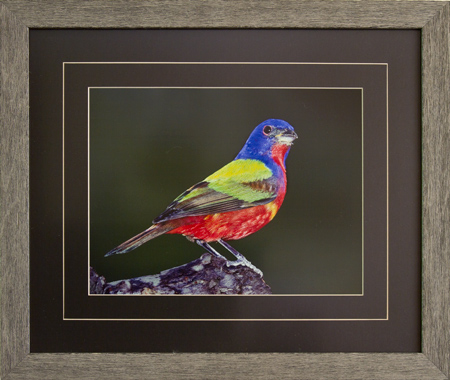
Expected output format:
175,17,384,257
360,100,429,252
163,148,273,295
276,130,298,145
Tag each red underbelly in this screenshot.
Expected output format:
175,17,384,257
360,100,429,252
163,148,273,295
167,202,278,242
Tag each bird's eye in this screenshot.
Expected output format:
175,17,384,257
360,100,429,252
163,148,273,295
263,125,273,135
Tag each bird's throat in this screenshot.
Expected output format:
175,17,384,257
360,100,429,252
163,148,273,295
271,143,290,171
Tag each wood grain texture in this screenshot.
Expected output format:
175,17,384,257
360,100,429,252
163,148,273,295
422,2,450,378
0,0,447,29
0,0,449,379
0,2,30,378
4,353,448,380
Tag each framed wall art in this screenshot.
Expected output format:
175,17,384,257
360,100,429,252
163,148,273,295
1,1,449,379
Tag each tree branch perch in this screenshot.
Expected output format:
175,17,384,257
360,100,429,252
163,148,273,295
90,253,272,294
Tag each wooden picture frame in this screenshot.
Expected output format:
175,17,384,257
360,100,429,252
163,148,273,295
1,1,448,378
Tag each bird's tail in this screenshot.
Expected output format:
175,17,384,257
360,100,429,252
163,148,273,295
105,223,173,257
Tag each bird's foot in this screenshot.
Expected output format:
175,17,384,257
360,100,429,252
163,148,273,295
226,258,263,277
217,239,263,277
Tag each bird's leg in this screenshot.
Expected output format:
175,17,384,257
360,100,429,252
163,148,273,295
195,239,228,261
218,239,263,277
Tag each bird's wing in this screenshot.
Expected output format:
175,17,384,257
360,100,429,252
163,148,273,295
153,159,278,223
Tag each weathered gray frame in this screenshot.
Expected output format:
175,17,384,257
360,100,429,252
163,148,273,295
1,1,449,379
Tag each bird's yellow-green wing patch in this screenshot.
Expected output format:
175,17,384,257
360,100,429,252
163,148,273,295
206,159,274,202
205,159,272,182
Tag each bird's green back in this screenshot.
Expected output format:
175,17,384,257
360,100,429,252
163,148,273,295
190,159,274,203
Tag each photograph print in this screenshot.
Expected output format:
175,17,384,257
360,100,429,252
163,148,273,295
89,87,363,295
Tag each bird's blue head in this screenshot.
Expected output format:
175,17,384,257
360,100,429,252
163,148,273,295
235,119,298,169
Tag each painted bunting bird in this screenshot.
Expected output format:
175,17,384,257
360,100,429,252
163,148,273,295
105,119,297,276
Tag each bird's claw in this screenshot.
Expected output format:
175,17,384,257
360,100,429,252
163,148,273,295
226,259,263,277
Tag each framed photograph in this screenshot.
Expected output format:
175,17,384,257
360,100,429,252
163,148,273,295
87,84,364,298
1,1,449,379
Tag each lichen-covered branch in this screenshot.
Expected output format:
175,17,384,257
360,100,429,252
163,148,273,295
90,253,271,295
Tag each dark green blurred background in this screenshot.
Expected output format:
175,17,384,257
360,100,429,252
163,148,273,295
89,88,362,294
